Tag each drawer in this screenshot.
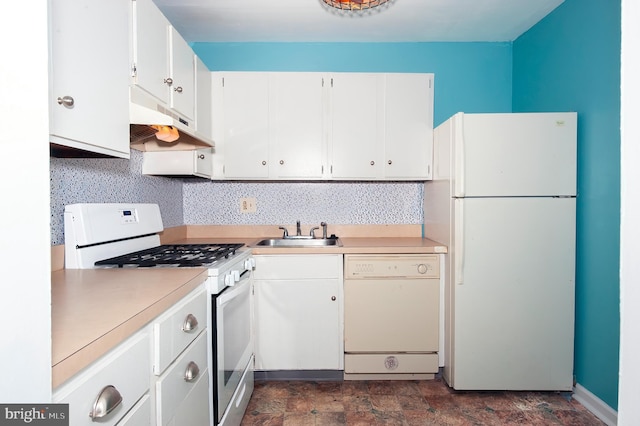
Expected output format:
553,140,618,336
154,287,207,375
118,394,151,426
253,254,343,280
53,331,150,426
156,330,209,425
344,353,438,374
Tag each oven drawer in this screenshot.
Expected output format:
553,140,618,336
153,287,207,375
345,353,438,374
156,330,210,426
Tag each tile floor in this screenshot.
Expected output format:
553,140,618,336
240,377,606,425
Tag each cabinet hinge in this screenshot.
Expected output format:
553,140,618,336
331,77,334,88
222,77,224,87
131,63,137,78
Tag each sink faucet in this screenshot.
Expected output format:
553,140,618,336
278,226,289,238
296,220,302,236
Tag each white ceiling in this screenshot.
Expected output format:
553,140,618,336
153,0,564,43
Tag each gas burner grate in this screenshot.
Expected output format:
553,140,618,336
95,243,245,268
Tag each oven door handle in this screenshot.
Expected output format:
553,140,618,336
217,275,251,307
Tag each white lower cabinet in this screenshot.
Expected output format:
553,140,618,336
53,285,210,426
155,331,209,426
252,254,344,370
53,331,151,426
151,287,210,426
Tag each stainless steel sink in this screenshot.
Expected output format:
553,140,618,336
253,238,342,247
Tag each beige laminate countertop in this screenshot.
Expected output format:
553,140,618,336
168,237,448,255
51,268,208,388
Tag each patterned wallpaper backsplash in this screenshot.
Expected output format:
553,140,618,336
50,150,424,245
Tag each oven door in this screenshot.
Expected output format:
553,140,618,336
213,270,253,424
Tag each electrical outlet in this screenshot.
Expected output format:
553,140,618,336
240,197,257,213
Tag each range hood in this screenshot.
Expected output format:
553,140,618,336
129,87,214,150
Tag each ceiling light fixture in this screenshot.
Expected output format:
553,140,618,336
321,0,392,14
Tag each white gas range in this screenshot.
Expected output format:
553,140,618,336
64,203,254,426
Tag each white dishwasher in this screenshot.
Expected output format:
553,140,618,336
343,254,440,380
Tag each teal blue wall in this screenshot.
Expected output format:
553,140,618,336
192,42,512,126
513,0,620,409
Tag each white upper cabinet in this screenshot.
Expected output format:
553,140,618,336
131,0,169,104
169,27,196,121
131,0,195,122
195,56,213,142
49,0,130,158
212,72,434,181
213,72,270,179
270,73,326,179
328,73,385,179
383,73,434,180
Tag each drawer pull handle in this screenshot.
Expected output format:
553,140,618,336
89,385,122,420
184,361,200,382
182,314,198,332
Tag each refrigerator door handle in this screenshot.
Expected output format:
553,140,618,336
454,198,464,285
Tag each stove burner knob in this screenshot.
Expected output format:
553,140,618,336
244,258,256,270
233,270,240,281
224,273,234,286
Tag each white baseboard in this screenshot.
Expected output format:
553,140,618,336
573,383,618,426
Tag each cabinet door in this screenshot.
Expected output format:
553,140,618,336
270,73,326,179
169,27,195,121
254,278,342,370
384,73,434,180
218,73,270,179
195,56,213,141
329,73,384,179
49,0,129,158
132,0,170,105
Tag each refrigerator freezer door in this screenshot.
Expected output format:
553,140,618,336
453,112,577,197
448,196,575,390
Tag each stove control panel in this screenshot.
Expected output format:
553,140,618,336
119,209,139,224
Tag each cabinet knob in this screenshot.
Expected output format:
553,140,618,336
56,96,74,107
262,160,267,166
89,385,122,420
174,86,183,93
164,77,173,86
370,161,375,166
279,160,284,165
331,296,336,301
182,313,199,332
388,160,392,165
184,361,200,382
198,154,205,160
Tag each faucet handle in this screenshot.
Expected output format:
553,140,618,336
278,226,289,238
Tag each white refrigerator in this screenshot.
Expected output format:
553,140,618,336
424,112,577,391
